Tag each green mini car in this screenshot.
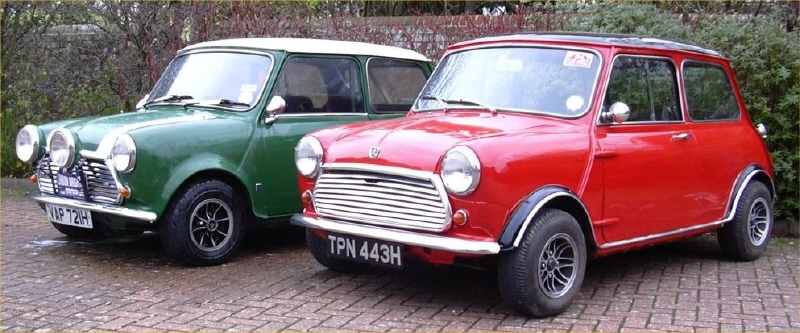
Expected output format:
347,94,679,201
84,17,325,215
14,38,432,266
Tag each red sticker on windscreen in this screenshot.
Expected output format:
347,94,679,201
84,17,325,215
563,51,593,68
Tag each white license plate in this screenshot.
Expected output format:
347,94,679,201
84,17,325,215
45,203,93,229
327,233,403,268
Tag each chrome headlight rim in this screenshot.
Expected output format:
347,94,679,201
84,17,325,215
294,136,324,178
15,125,43,164
441,146,481,196
48,128,77,168
112,134,137,173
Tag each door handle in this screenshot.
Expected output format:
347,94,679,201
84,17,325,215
671,133,691,141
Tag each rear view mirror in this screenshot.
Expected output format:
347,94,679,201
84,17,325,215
608,102,630,123
135,94,150,110
264,96,287,125
266,96,286,114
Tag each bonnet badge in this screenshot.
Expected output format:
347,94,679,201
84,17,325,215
369,147,381,159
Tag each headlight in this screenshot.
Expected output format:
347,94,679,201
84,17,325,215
15,125,43,164
294,136,323,178
441,146,481,196
48,128,77,168
112,134,136,173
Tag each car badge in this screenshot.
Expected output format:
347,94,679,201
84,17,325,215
369,147,381,159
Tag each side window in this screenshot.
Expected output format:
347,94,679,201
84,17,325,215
274,57,362,113
367,58,428,113
605,56,681,122
683,61,740,121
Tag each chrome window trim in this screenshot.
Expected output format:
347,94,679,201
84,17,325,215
596,54,685,126
412,44,604,120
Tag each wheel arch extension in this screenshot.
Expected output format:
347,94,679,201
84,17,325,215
163,169,254,223
725,164,776,221
498,185,598,255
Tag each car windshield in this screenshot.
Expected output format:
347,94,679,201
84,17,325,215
147,52,272,110
413,47,601,117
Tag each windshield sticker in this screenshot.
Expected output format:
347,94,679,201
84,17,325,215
563,51,593,68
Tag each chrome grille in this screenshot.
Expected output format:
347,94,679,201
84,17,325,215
36,155,121,204
313,165,451,232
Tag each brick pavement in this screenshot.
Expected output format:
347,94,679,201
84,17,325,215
1,189,798,332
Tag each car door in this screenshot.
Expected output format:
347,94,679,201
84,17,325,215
595,55,701,243
682,59,760,223
261,55,370,218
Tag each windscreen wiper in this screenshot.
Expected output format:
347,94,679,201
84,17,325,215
420,95,449,113
211,99,251,108
420,95,496,114
446,99,497,114
143,95,195,109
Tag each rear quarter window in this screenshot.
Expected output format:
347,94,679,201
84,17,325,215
367,58,428,113
683,61,741,121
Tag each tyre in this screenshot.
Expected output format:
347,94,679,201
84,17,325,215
159,179,245,266
718,182,773,261
306,229,368,272
51,223,105,239
497,208,587,318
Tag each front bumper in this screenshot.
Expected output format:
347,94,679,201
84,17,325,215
30,194,157,222
290,214,501,255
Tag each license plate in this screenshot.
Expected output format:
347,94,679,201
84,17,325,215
327,233,403,268
55,169,86,199
45,203,93,229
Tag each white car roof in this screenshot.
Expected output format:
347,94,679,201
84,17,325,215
180,38,429,62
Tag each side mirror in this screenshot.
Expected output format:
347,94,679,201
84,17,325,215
606,102,630,123
264,96,286,125
135,94,150,110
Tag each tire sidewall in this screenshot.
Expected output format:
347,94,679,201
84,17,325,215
160,179,245,266
499,209,587,317
719,182,773,261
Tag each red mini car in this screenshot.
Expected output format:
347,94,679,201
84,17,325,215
290,33,775,317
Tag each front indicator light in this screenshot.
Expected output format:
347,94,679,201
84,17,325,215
29,174,38,185
453,209,468,226
301,190,313,204
119,186,131,199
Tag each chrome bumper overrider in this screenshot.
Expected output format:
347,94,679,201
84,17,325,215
290,214,501,255
30,194,157,222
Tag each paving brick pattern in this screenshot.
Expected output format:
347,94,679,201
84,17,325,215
2,190,798,332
